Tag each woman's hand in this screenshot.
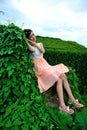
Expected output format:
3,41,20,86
27,42,35,52
28,39,36,46
28,40,45,54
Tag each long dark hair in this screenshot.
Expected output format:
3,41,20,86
24,29,32,39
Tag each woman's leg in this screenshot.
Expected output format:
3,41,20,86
56,78,74,114
59,74,75,101
56,78,65,107
59,73,83,107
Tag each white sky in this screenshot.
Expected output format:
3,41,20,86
0,0,87,47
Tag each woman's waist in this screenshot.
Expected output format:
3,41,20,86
33,57,49,69
33,56,44,61
33,57,48,73
30,53,43,59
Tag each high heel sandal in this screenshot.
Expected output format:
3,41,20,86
72,99,84,108
59,106,74,115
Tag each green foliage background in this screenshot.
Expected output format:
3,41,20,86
0,23,87,130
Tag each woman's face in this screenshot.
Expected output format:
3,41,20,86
29,31,36,42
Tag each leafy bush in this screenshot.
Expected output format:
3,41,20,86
0,23,52,130
74,111,87,130
48,108,87,130
48,107,73,130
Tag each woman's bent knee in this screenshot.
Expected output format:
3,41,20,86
57,78,62,84
59,73,67,80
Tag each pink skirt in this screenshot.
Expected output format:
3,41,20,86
33,57,69,93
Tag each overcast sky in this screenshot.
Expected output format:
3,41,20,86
0,0,87,47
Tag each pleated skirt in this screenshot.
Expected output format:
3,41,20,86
33,57,69,93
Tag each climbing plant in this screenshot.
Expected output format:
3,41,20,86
0,23,52,130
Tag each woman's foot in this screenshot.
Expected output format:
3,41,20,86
59,105,74,114
72,99,83,108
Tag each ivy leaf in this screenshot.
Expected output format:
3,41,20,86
4,119,13,128
8,69,14,77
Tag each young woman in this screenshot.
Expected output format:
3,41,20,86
24,29,83,114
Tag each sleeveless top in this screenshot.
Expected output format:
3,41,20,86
30,43,43,59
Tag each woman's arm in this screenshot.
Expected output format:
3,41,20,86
27,43,35,52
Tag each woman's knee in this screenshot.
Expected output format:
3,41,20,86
57,77,62,84
59,73,67,81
